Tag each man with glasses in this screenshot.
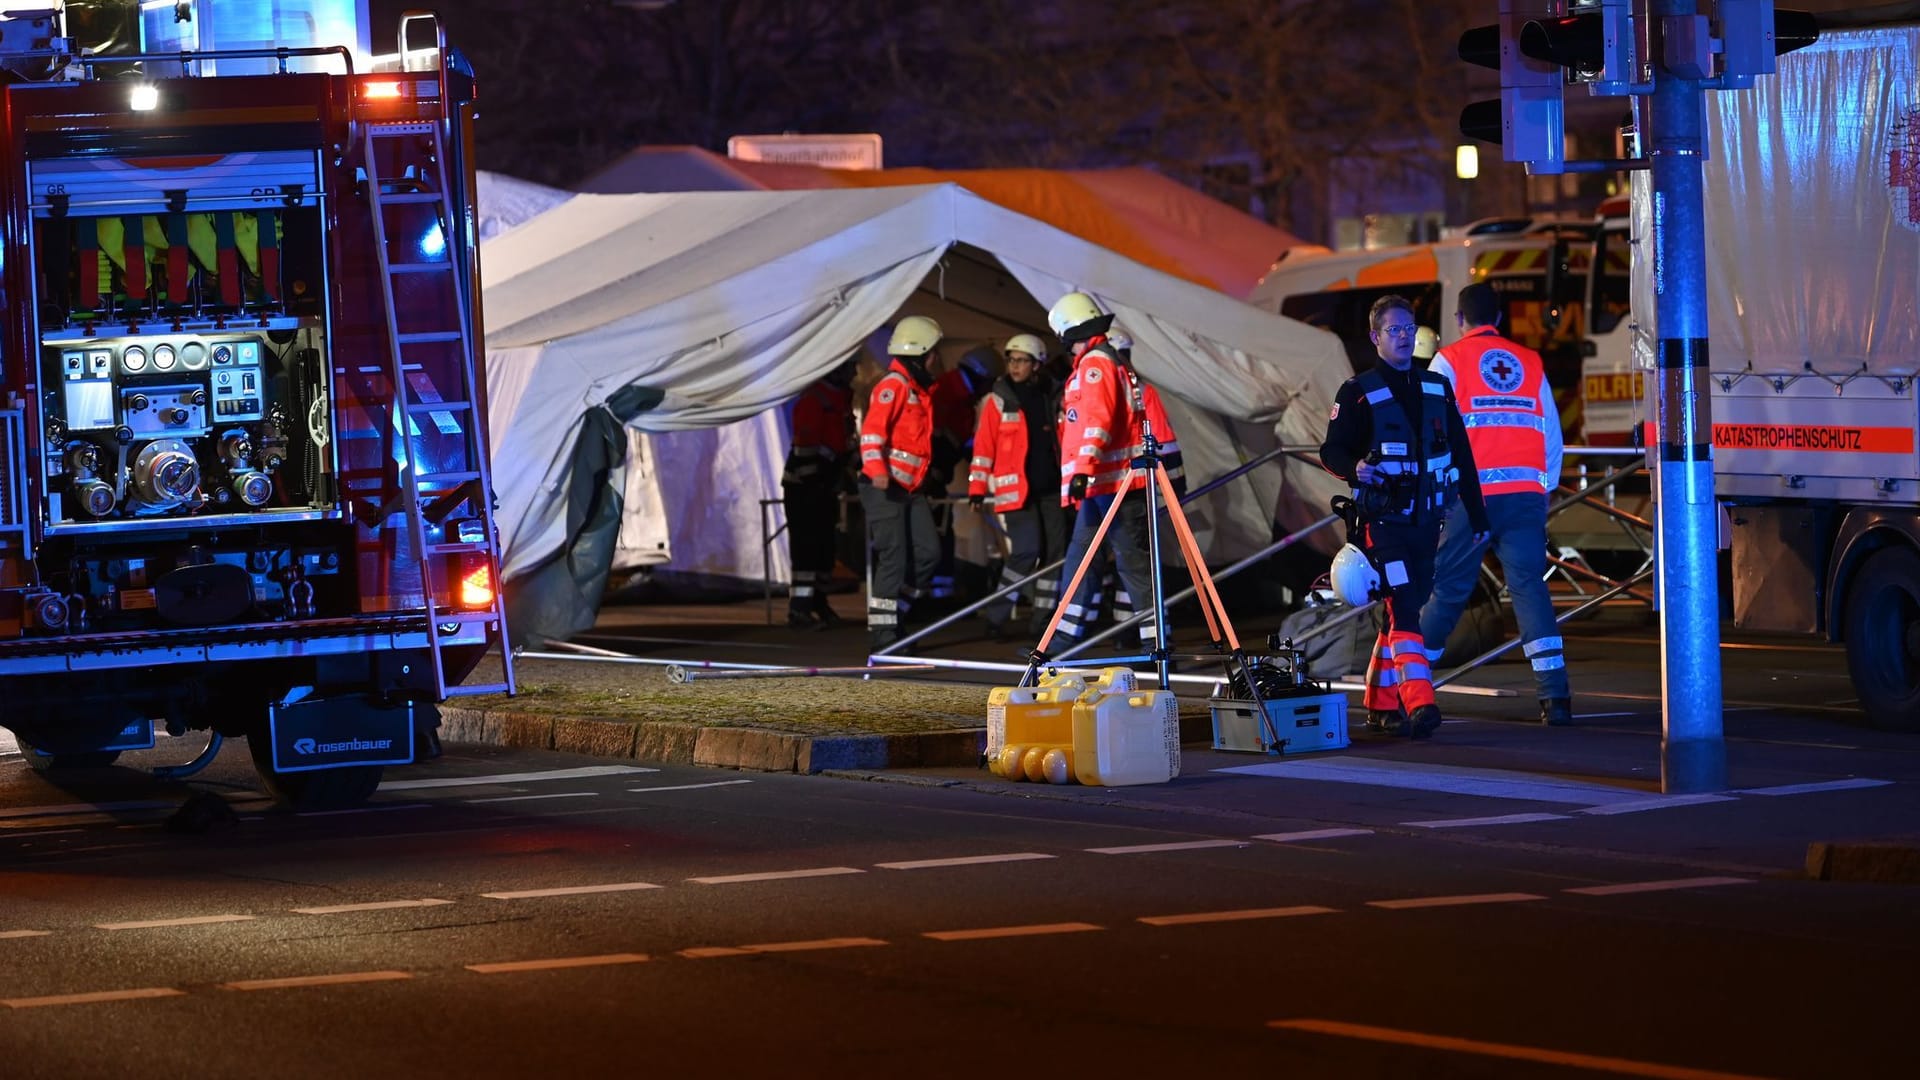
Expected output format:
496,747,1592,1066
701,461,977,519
1320,295,1489,738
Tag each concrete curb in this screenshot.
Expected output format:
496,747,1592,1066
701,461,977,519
440,706,985,775
1805,840,1920,883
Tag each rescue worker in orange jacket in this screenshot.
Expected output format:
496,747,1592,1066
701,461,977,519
782,357,856,628
1321,294,1489,739
1070,328,1185,637
968,333,1067,640
1049,293,1178,650
1420,282,1572,725
860,316,944,651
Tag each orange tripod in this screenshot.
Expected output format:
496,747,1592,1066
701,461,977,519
1023,415,1284,750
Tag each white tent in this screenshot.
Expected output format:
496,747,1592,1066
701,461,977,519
478,167,683,572
476,171,571,240
482,183,1349,592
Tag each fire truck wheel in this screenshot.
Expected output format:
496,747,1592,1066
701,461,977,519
1842,544,1920,733
246,734,383,811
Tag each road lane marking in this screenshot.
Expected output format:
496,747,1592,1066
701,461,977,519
1140,905,1337,927
464,792,599,804
467,953,650,974
1584,690,1860,716
95,914,257,931
1251,828,1375,843
481,882,660,900
1574,711,1641,718
296,803,431,817
291,899,454,915
1403,813,1569,829
0,829,84,839
1218,758,1658,806
1576,795,1737,816
2,815,129,831
1,930,53,939
875,853,1056,870
0,799,175,820
1566,877,1754,896
1368,892,1545,910
380,765,659,791
735,937,888,954
1086,839,1247,855
630,780,756,793
924,922,1103,941
221,970,413,992
1734,778,1892,797
688,867,864,885
1268,1018,1773,1080
3,987,186,1009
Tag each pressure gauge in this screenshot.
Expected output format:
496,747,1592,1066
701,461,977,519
121,346,147,372
180,341,208,370
153,344,177,371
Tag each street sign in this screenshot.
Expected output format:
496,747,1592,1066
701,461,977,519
726,133,883,171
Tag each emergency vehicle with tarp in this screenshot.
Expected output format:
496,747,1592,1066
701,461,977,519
1641,18,1920,730
0,3,513,806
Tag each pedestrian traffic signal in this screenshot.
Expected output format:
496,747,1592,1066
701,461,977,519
1458,0,1568,173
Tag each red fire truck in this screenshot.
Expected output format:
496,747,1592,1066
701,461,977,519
0,9,513,807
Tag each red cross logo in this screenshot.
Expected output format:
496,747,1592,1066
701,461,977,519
1480,348,1524,392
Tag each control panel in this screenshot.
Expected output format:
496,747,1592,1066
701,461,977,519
41,330,328,529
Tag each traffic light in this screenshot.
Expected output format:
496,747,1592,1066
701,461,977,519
1717,1,1819,87
1459,0,1567,173
1523,0,1636,93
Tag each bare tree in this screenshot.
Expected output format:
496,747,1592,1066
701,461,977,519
868,0,1484,236
375,0,1505,235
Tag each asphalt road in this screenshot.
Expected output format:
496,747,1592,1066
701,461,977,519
2,723,1913,1079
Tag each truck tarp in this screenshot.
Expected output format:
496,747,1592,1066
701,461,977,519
1640,25,1920,377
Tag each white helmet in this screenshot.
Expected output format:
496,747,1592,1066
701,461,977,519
1329,544,1380,607
1047,291,1105,338
1413,326,1439,361
1004,333,1047,362
888,315,942,357
1105,327,1133,352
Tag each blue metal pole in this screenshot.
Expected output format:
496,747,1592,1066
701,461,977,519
1648,0,1726,791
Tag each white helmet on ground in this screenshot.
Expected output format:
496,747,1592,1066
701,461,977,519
1329,544,1380,608
1047,291,1107,340
888,315,942,357
1003,333,1047,362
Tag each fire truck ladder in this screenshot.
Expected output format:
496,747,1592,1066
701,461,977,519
363,117,514,700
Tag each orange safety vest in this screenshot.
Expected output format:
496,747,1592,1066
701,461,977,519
969,384,1036,510
859,360,934,490
1059,339,1183,501
1436,326,1553,497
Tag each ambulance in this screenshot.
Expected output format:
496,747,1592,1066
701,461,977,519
1249,224,1596,437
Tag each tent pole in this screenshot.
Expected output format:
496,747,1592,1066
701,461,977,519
870,444,1307,658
